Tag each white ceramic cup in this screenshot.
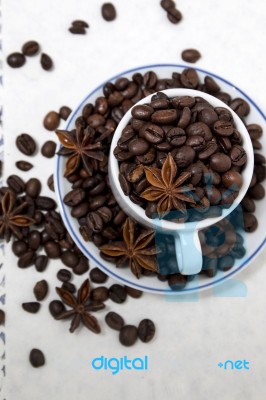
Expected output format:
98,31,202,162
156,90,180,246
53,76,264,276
109,89,254,275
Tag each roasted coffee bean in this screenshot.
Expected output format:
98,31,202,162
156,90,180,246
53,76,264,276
138,319,156,343
115,77,129,90
166,127,186,147
47,174,54,192
12,240,28,256
254,164,265,182
143,71,157,89
35,196,56,210
186,122,212,140
22,302,40,313
246,124,263,140
187,163,202,185
204,76,220,93
41,140,56,158
33,280,48,301
16,133,36,155
25,178,41,198
168,274,187,290
136,147,156,165
119,325,138,346
243,212,258,232
128,138,150,156
160,0,175,10
125,286,143,298
57,269,72,282
198,107,218,126
125,164,144,183
18,251,36,268
222,170,243,190
241,196,256,213
7,52,26,68
151,109,178,125
40,53,53,71
248,183,265,200
71,202,90,218
109,284,127,303
61,281,76,293
167,7,182,24
132,105,154,120
63,188,85,206
177,107,191,128
150,98,170,109
73,256,89,275
44,241,61,258
28,230,41,250
16,160,33,171
172,145,195,167
105,311,124,331
252,139,262,150
35,255,48,272
43,111,60,131
0,310,5,325
89,267,108,284
29,349,45,368
89,195,106,210
61,250,79,268
113,209,127,225
209,153,231,173
213,120,234,136
198,141,218,160
185,135,205,151
101,3,117,21
181,49,201,63
217,255,235,271
86,211,104,233
69,26,86,34
22,40,39,56
59,106,72,120
230,145,247,167
97,207,113,223
7,175,25,193
91,287,109,302
230,98,250,117
180,69,198,88
49,300,66,318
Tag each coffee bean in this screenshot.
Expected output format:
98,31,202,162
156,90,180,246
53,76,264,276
64,188,85,206
119,325,138,346
41,141,56,158
198,141,218,160
218,255,235,271
91,287,109,302
248,183,265,200
61,250,79,268
73,256,89,275
230,98,250,118
138,319,156,343
47,174,55,192
172,145,195,167
185,135,205,152
210,153,231,173
43,111,60,131
0,310,5,325
69,26,86,34
33,280,48,301
247,124,263,140
105,311,124,330
230,145,247,167
49,300,66,318
181,49,201,63
101,3,117,21
125,286,143,298
25,178,41,198
128,138,150,156
89,267,108,283
254,164,265,182
40,53,53,71
109,284,127,303
44,241,61,258
167,7,182,24
204,76,221,93
222,170,243,190
143,71,157,88
22,302,40,313
57,269,72,282
61,281,76,293
213,120,234,136
22,41,39,56
241,196,255,213
151,109,178,125
7,175,25,193
12,240,28,256
29,349,45,368
7,52,26,68
243,212,258,233
160,0,175,10
18,251,36,268
166,127,186,147
59,106,72,121
86,211,104,233
198,107,218,126
180,69,199,88
168,274,187,290
186,122,212,140
132,105,154,120
28,230,41,250
16,160,33,171
35,255,48,272
16,133,36,156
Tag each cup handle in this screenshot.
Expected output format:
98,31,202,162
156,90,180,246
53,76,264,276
174,230,202,275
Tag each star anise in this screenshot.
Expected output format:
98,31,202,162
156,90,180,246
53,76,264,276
56,125,106,177
55,279,103,334
140,153,195,217
0,190,35,242
100,218,158,278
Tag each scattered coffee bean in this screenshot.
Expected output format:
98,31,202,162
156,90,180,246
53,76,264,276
7,175,25,193
59,106,72,120
61,281,76,293
12,240,28,257
22,40,40,56
16,133,36,156
35,255,49,272
89,267,108,283
16,160,33,171
243,212,258,233
138,319,156,343
18,251,36,268
105,312,125,331
108,284,127,303
181,49,201,63
22,302,40,313
43,111,60,131
119,325,138,346
61,250,79,268
29,349,45,368
73,256,90,275
33,280,48,301
49,300,66,318
101,3,117,21
26,178,41,197
47,174,55,191
57,269,72,282
44,241,61,258
40,53,53,71
91,287,109,302
7,52,26,68
0,310,5,325
69,26,87,34
125,286,143,298
41,140,56,158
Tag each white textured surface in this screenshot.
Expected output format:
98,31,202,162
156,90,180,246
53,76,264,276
1,0,266,399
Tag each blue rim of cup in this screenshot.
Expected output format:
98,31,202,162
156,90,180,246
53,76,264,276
55,63,266,294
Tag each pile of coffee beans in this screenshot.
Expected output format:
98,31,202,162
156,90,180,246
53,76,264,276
6,40,53,71
114,92,247,220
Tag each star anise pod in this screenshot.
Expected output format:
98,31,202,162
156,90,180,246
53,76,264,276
56,125,106,177
0,190,35,242
140,153,195,217
100,218,158,278
55,279,102,334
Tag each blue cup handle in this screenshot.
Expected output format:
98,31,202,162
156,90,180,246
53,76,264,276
174,230,202,275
